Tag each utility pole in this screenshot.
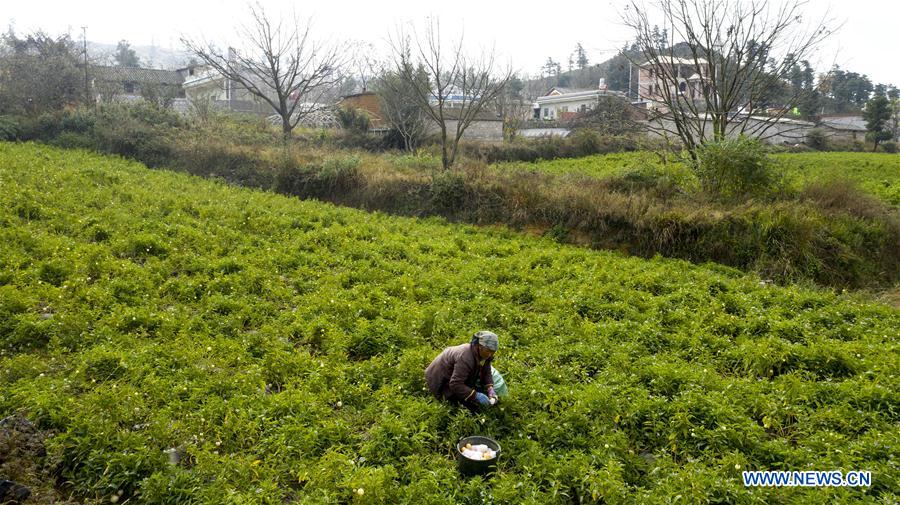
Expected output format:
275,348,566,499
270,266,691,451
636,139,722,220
628,61,633,100
81,26,90,104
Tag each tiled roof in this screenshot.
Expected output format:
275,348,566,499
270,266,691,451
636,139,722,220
548,87,592,95
93,66,184,85
820,116,866,132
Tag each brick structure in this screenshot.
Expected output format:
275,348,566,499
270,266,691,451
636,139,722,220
424,108,504,142
337,92,387,131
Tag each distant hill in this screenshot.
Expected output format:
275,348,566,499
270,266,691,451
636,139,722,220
88,41,194,70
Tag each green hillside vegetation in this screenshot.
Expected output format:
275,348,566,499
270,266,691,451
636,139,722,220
1,143,898,503
493,152,900,207
4,107,898,289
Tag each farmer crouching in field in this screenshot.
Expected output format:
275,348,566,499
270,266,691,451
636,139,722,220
425,331,508,409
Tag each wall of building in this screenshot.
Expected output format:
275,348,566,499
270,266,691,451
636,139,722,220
426,119,503,141
644,117,815,145
339,93,386,129
539,98,598,120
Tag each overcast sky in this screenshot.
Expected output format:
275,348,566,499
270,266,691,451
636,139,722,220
4,0,898,86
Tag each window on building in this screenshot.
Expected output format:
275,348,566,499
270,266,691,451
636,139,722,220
543,107,549,118
124,81,135,93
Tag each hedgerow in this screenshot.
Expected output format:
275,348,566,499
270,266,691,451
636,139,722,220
1,143,898,503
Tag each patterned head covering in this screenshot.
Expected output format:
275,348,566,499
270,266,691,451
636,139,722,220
472,330,499,351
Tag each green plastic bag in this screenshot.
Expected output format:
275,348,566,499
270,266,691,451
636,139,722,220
491,366,509,397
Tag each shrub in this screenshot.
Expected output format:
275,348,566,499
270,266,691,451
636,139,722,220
172,140,270,187
692,136,776,200
91,107,176,167
58,108,96,133
0,115,21,140
337,107,372,134
274,155,362,198
429,171,470,213
49,131,95,149
882,141,898,154
805,128,829,151
569,129,603,156
464,133,640,163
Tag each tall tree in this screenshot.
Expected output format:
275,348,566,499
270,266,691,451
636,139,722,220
542,57,560,78
823,66,873,113
605,43,639,95
389,18,511,170
863,94,892,151
621,0,833,156
115,40,141,67
0,30,84,115
574,43,589,69
182,2,343,139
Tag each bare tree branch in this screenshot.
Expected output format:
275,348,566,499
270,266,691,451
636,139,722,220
621,0,834,155
181,1,344,139
389,18,511,170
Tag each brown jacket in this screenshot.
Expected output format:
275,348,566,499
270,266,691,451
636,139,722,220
424,343,493,405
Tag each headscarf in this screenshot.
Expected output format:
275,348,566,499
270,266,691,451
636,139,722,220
471,330,499,351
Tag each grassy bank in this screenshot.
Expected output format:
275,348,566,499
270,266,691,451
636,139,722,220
3,106,899,289
493,152,900,207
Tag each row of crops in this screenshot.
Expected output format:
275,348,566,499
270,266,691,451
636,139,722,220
1,143,898,503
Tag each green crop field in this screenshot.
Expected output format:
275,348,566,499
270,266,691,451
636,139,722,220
493,152,900,206
1,142,898,504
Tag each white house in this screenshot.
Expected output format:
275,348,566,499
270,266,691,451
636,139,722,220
534,81,627,121
180,63,276,115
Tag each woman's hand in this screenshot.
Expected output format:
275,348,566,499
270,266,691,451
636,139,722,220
474,392,491,406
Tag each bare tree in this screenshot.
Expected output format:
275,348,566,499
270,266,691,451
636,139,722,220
389,19,511,170
181,2,342,139
621,0,834,156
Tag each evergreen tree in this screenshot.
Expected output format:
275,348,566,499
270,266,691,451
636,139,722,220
863,94,892,151
574,43,588,69
115,40,141,67
542,57,560,78
825,66,873,112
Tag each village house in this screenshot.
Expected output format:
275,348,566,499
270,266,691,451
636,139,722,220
180,63,273,115
636,57,709,111
424,108,503,141
92,65,185,102
818,114,867,142
338,91,504,141
533,81,627,121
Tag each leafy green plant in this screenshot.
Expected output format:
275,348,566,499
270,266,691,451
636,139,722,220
1,143,897,503
691,136,777,200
